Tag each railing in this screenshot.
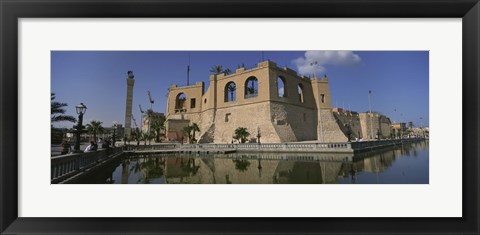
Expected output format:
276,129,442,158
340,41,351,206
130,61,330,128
122,138,425,153
176,142,351,151
123,144,178,151
51,147,122,182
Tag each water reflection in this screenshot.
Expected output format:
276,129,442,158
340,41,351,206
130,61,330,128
75,141,428,184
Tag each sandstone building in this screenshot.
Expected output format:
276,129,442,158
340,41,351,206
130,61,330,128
164,60,390,143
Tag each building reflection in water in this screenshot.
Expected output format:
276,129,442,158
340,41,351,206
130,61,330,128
77,141,428,184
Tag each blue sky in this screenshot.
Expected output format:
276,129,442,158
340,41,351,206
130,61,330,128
51,51,429,128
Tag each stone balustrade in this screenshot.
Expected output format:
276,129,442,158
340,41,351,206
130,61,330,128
123,138,425,154
51,147,122,183
123,144,178,151
177,142,352,152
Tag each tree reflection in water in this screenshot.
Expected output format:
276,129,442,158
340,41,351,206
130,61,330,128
129,155,165,184
79,141,428,184
233,159,251,172
180,158,200,176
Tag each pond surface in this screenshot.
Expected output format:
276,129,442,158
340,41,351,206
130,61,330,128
75,141,428,184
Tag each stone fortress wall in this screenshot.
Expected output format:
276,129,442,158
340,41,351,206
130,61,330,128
358,113,392,139
165,60,352,143
332,108,392,140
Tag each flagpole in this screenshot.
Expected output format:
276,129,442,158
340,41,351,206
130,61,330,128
187,53,191,86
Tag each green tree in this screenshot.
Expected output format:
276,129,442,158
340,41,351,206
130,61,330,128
181,123,200,144
233,127,250,143
182,125,193,143
246,79,256,95
51,93,76,123
233,159,251,172
132,128,142,146
190,123,200,143
140,131,155,145
86,120,105,142
151,119,165,143
210,65,231,75
210,65,224,75
181,158,200,176
223,68,232,75
227,82,236,101
146,108,154,134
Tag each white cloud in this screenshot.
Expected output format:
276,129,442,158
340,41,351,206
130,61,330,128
292,51,361,76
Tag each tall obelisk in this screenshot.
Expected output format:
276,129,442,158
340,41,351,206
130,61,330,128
124,71,135,140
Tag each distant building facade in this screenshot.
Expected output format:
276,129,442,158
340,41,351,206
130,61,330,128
391,123,407,138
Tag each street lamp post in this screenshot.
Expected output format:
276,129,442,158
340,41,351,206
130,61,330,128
73,103,87,153
257,126,261,144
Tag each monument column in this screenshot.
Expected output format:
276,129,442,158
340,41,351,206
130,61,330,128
124,71,135,140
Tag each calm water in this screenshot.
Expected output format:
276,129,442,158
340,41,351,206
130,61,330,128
75,141,429,184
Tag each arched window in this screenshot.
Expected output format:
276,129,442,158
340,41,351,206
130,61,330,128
175,93,186,109
245,76,258,99
224,82,236,102
298,84,304,103
277,76,286,97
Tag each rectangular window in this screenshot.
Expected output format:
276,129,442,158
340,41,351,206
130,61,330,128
225,113,231,122
190,98,196,108
321,94,325,103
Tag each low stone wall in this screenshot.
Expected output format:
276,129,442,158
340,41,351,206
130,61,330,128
351,138,424,153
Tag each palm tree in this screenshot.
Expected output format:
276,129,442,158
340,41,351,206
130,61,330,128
190,123,200,144
133,128,142,146
223,68,232,75
247,79,256,95
149,132,155,144
86,120,105,142
139,131,154,145
150,119,165,143
51,93,76,123
233,127,250,143
210,65,224,75
181,158,200,176
210,65,231,75
182,125,193,143
146,109,154,134
227,83,236,101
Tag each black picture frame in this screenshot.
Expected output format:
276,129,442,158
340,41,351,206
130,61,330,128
1,0,479,234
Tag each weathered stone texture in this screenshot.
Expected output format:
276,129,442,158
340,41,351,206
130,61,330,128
318,109,348,142
270,102,317,142
213,102,280,143
333,111,362,139
124,76,135,139
359,113,392,140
